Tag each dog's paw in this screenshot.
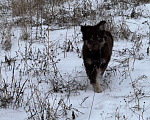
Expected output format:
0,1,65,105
92,82,102,93
94,86,102,93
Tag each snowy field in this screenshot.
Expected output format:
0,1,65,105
0,0,150,120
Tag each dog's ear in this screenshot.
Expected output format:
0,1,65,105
81,26,90,33
81,26,85,33
81,26,87,33
96,21,106,30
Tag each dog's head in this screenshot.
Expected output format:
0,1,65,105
81,21,106,50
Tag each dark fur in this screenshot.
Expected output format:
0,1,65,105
81,21,113,92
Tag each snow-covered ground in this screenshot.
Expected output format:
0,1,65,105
1,0,150,120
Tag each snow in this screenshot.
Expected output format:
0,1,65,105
1,1,150,120
0,108,26,120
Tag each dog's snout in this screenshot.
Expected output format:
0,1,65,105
93,45,99,50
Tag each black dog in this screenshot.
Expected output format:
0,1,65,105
81,21,113,93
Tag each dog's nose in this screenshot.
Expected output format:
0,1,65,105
93,45,99,50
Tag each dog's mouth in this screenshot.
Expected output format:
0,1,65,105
85,38,106,51
87,43,102,51
93,44,100,50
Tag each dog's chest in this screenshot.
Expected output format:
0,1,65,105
87,49,101,59
86,49,102,66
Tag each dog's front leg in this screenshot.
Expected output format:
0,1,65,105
85,64,102,93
